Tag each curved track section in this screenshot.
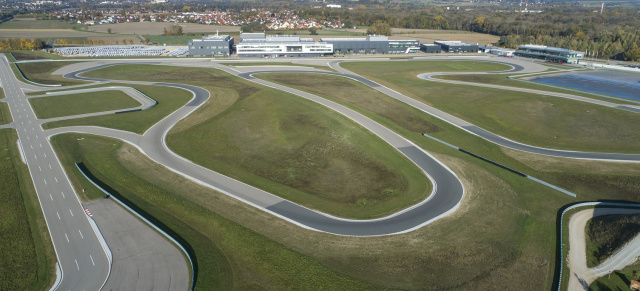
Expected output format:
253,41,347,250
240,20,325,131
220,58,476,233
324,59,640,162
53,62,466,236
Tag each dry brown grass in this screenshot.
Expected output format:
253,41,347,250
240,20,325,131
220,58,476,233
86,35,142,45
85,22,240,35
0,29,102,38
501,147,640,175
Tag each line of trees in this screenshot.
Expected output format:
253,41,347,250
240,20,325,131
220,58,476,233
0,38,45,51
301,6,640,61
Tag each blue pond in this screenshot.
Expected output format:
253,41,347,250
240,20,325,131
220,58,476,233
532,71,640,101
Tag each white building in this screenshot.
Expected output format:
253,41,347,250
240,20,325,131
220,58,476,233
236,33,333,57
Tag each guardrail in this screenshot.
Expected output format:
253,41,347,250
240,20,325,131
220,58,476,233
75,163,196,290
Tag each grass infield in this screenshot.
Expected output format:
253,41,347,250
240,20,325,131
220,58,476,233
342,60,640,154
436,73,637,106
29,90,141,119
79,61,640,289
83,64,430,219
15,61,87,86
51,133,379,290
42,84,191,134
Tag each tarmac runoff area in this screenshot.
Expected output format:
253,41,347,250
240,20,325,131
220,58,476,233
9,56,640,287
85,199,189,291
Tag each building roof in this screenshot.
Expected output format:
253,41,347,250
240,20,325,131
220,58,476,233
192,35,231,42
435,40,477,46
518,44,583,54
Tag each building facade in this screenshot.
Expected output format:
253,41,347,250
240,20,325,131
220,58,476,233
188,35,234,57
321,35,419,55
435,41,479,53
420,44,442,53
236,33,333,57
514,45,584,64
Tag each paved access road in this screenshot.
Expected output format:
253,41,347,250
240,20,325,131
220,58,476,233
0,55,110,290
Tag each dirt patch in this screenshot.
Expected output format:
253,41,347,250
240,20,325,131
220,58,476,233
0,29,102,38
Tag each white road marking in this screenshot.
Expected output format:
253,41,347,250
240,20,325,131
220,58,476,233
69,209,73,216
43,153,46,157
49,164,52,169
60,191,65,198
75,259,79,270
90,255,95,266
38,165,41,171
40,143,42,148
65,233,69,242
30,144,33,149
57,212,60,220
26,136,29,140
78,230,83,239
34,154,37,160
43,178,46,184
55,177,58,183
49,194,53,200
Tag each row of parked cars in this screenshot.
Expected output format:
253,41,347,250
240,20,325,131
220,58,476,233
625,64,640,69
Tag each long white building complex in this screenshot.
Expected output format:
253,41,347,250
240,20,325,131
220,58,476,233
515,44,584,64
236,33,333,58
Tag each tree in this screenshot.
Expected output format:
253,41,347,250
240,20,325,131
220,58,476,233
163,24,183,36
624,43,640,61
367,22,391,36
308,26,318,35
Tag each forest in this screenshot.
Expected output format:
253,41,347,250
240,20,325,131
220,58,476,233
299,6,640,61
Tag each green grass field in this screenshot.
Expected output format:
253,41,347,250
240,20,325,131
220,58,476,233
73,61,640,289
342,60,640,154
0,129,54,290
83,64,430,219
436,72,637,106
224,62,333,71
0,87,4,98
0,102,12,125
51,133,380,290
259,67,640,290
29,90,141,119
15,61,87,86
143,35,195,46
42,84,191,134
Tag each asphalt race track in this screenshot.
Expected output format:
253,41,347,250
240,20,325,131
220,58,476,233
0,55,110,291
6,55,640,289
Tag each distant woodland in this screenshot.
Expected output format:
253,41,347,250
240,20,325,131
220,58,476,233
299,6,640,61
